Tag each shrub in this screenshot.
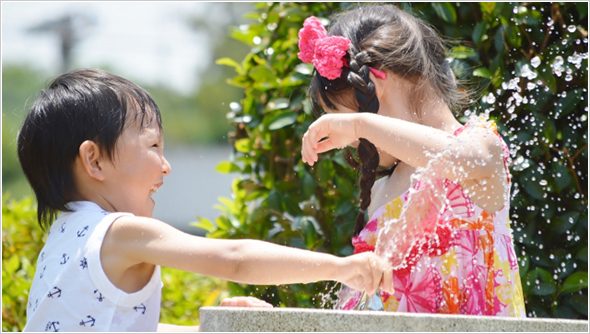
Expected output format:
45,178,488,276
1,195,232,330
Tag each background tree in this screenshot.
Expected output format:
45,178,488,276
201,2,588,318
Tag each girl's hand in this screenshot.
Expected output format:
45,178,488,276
335,252,394,295
301,113,360,166
220,296,273,308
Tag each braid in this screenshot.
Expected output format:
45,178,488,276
354,139,380,235
346,51,383,236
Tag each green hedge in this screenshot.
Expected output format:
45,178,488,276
199,2,588,318
1,195,233,330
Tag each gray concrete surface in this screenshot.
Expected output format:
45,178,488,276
199,307,589,332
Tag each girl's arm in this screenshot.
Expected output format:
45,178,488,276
301,112,505,183
101,215,393,295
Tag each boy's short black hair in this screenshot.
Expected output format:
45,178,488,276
17,68,162,230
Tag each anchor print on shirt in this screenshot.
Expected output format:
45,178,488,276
60,253,69,265
100,210,109,216
39,265,47,279
48,286,62,298
77,226,89,237
59,222,66,233
79,315,96,327
45,321,60,332
94,289,104,302
28,298,39,312
80,257,88,269
133,303,146,314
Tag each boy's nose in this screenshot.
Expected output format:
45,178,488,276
162,156,172,175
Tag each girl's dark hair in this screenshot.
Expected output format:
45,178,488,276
17,68,162,230
309,4,469,235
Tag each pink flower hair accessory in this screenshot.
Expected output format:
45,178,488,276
298,16,350,80
298,16,388,81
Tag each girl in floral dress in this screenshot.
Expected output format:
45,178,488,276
298,4,526,317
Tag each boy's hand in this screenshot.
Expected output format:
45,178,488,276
335,252,394,295
220,296,273,308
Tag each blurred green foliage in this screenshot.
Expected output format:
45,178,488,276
1,195,232,330
2,195,44,332
199,2,588,318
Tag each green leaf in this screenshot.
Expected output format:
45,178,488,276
431,3,456,23
266,98,290,111
480,2,496,15
525,268,557,296
473,67,493,79
505,25,522,48
192,218,217,233
472,21,488,46
234,138,252,153
268,112,297,130
301,172,316,199
450,45,478,59
577,3,588,19
561,271,588,294
558,88,583,116
577,247,588,263
249,65,277,83
216,57,243,75
215,161,241,174
267,190,283,212
566,295,588,316
521,174,545,201
494,25,506,55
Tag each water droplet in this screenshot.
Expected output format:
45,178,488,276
539,179,547,186
567,25,576,33
531,56,541,68
485,92,496,104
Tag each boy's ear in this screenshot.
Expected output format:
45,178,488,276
78,140,106,181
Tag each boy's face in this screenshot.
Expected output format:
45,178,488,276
102,117,171,217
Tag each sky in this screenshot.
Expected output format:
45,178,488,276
2,1,214,95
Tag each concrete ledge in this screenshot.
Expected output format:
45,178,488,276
199,307,588,332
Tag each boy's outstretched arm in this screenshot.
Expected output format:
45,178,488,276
102,215,393,296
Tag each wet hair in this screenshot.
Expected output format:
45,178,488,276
17,68,162,230
308,4,469,235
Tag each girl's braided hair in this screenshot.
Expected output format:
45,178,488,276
309,4,469,236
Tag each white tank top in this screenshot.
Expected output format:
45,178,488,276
24,201,163,332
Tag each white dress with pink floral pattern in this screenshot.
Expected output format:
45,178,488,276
341,119,526,317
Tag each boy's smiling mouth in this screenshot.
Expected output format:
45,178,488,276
150,184,162,195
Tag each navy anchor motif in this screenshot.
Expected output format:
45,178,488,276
79,315,96,327
45,321,60,332
47,286,62,298
94,289,104,302
59,222,66,233
133,303,146,314
60,253,69,265
77,226,89,237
